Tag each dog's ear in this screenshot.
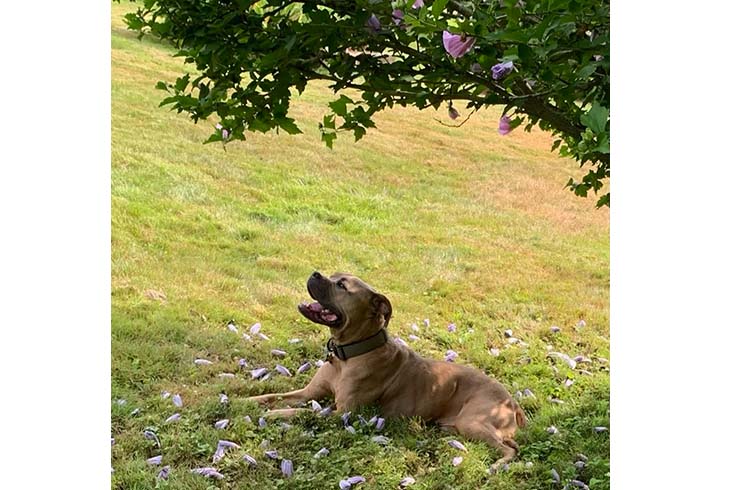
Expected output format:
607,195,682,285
372,293,392,328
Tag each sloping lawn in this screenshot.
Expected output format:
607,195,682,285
111,3,609,489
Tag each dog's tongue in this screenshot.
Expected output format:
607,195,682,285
309,302,323,312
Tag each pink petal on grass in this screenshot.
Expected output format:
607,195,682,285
452,456,464,466
214,419,229,429
271,349,287,358
281,459,294,477
445,350,458,362
411,323,420,332
442,31,475,59
194,359,213,365
423,318,430,327
314,447,330,458
147,455,162,466
220,393,229,404
400,476,416,487
191,467,224,479
412,0,424,8
498,115,512,135
157,465,170,480
227,323,238,333
172,394,183,407
523,388,536,398
348,476,366,485
297,362,312,374
243,333,252,341
288,338,302,344
250,322,261,334
275,364,292,377
408,334,420,341
564,378,574,388
447,323,457,332
165,413,181,423
448,440,467,451
367,14,380,32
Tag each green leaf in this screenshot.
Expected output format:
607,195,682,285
328,95,352,117
432,0,450,18
580,102,609,135
321,131,336,149
277,118,302,135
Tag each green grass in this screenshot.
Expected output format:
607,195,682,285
111,3,610,489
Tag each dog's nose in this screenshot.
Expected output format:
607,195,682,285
311,271,323,280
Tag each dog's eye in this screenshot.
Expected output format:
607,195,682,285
336,280,347,290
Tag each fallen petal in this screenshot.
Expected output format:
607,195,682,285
314,447,330,458
576,453,589,462
243,333,252,341
574,461,586,470
523,388,536,398
445,350,458,362
400,476,416,487
549,397,565,404
191,467,224,479
146,455,162,466
288,338,302,344
367,416,378,426
275,364,292,377
576,320,586,328
157,465,170,480
214,419,229,429
594,426,609,433
172,394,183,407
423,319,430,327
551,468,560,483
238,358,248,368
504,329,513,338
243,454,257,466
165,413,181,423
341,411,351,426
194,359,213,366
408,334,420,341
319,406,333,417
547,425,559,435
489,348,501,357
218,440,240,449
411,323,419,332
258,332,270,341
452,456,463,466
265,450,279,459
375,417,385,431
244,415,252,424
218,373,235,378
548,352,577,369
259,417,267,428
507,337,520,344
250,322,261,334
220,393,229,404
161,391,171,399
116,399,126,406
570,480,590,490
311,400,323,412
448,440,468,452
297,362,312,374
271,349,287,358
347,476,366,485
564,378,574,388
345,426,357,434
447,323,457,332
372,435,390,445
339,480,352,490
130,408,141,416
227,323,238,333
498,115,512,135
550,326,561,333
250,367,268,379
143,430,161,446
281,459,294,477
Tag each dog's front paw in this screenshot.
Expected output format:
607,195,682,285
247,394,273,406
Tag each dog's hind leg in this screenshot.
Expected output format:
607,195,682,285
454,416,518,471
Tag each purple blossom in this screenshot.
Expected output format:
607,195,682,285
577,320,586,328
452,456,464,466
250,322,261,334
408,334,420,341
570,480,591,490
367,14,381,32
297,362,312,374
258,332,270,340
340,476,366,488
214,419,229,429
447,323,457,332
191,467,224,479
445,350,458,362
564,378,574,388
411,323,419,332
412,0,424,8
221,129,230,140
319,406,333,417
345,426,357,434
130,408,141,416
367,416,378,426
400,476,416,487
371,435,390,445
243,415,252,424
498,115,513,135
264,450,279,460
161,391,171,399
392,9,404,26
423,318,430,327
489,348,500,356
271,349,287,358
243,333,252,341
251,367,268,379
213,440,240,463
157,465,170,480
220,393,229,404
314,447,330,458
172,394,183,407
550,325,561,333
165,413,181,423
491,61,514,80
259,417,267,428
341,411,351,426
551,468,560,483
194,358,213,366
448,440,467,451
275,364,292,377
227,323,238,333
375,417,385,431
523,388,536,398
311,400,323,412
547,425,559,435
146,455,163,466
442,31,475,59
281,459,294,477
548,352,577,369
470,63,483,73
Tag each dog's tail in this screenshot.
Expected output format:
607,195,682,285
512,400,527,428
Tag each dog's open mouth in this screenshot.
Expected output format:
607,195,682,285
298,301,342,327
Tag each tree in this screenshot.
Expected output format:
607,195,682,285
124,0,610,207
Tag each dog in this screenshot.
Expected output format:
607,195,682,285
248,271,526,469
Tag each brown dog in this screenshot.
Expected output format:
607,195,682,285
248,271,526,468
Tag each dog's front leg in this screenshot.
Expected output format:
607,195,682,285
248,363,335,407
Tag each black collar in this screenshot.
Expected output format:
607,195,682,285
326,329,389,361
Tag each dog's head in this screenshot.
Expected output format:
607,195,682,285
298,271,392,343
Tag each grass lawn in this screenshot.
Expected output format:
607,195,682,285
111,2,610,489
